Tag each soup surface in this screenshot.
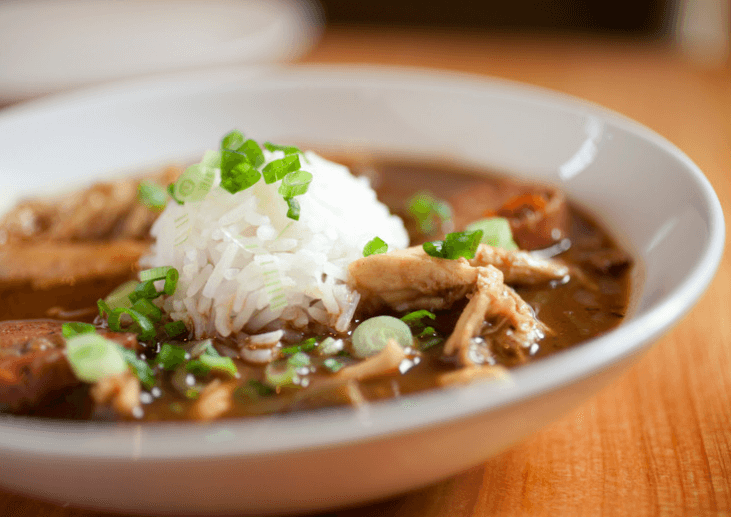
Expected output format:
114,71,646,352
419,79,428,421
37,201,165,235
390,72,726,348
0,157,631,421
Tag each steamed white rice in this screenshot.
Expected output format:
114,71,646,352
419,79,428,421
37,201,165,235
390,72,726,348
142,149,409,339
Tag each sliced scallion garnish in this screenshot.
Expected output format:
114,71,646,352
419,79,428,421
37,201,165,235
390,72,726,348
238,139,265,168
163,320,188,338
61,322,96,339
138,181,168,211
400,309,436,325
363,236,388,257
128,280,158,303
423,230,483,260
407,191,452,235
167,183,184,205
286,351,311,368
278,170,312,198
156,343,188,371
162,268,179,295
263,360,299,388
221,130,246,151
323,357,345,373
118,347,155,389
107,307,156,341
262,155,300,184
465,217,519,250
220,148,262,194
281,337,317,356
264,142,301,155
103,280,137,311
131,298,162,323
285,197,301,221
139,266,174,282
351,315,413,359
171,151,218,203
65,334,129,383
186,355,238,377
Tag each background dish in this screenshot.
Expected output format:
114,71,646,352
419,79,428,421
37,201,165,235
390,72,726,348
0,0,322,103
0,66,723,515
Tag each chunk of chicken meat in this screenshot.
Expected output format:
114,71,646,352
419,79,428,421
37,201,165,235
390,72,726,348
443,265,548,365
348,244,565,366
348,243,567,313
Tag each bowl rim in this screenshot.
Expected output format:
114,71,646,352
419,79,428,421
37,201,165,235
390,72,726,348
0,64,725,460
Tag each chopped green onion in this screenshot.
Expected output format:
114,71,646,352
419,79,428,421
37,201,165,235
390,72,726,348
163,268,179,295
323,357,344,373
187,355,238,377
97,299,111,318
104,280,137,311
419,336,444,351
189,339,217,358
351,315,413,359
278,170,312,198
171,152,218,203
163,321,188,338
65,334,128,383
138,182,168,210
264,361,299,388
363,236,388,257
131,298,162,323
61,322,96,338
167,183,184,205
237,139,265,168
128,280,159,303
156,343,188,371
249,380,275,396
287,351,311,368
220,149,262,194
318,337,343,356
236,380,275,400
400,309,436,325
221,130,246,151
118,347,155,389
423,230,484,260
418,326,437,338
107,308,156,341
407,191,452,235
465,217,518,250
264,142,301,155
281,337,317,356
262,155,300,184
285,197,300,221
139,266,174,282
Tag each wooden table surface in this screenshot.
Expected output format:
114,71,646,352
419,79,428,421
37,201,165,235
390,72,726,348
2,27,730,516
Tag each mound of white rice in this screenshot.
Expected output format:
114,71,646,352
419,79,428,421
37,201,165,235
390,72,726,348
143,149,409,339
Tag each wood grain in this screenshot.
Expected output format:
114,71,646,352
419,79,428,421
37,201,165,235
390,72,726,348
1,27,729,516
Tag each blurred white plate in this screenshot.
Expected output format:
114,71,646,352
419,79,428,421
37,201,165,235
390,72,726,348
0,66,724,515
0,0,322,102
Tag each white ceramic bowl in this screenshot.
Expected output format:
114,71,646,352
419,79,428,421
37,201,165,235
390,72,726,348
0,66,724,515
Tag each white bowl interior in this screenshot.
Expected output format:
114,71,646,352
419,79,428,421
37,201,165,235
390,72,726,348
0,66,723,515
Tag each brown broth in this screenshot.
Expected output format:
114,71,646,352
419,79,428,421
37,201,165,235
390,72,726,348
0,159,632,421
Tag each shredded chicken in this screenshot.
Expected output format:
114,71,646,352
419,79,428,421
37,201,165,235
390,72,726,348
349,244,567,314
348,246,479,313
348,244,564,367
190,379,236,421
443,265,548,365
335,339,407,381
90,370,141,419
469,245,569,285
0,240,149,290
0,166,180,243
